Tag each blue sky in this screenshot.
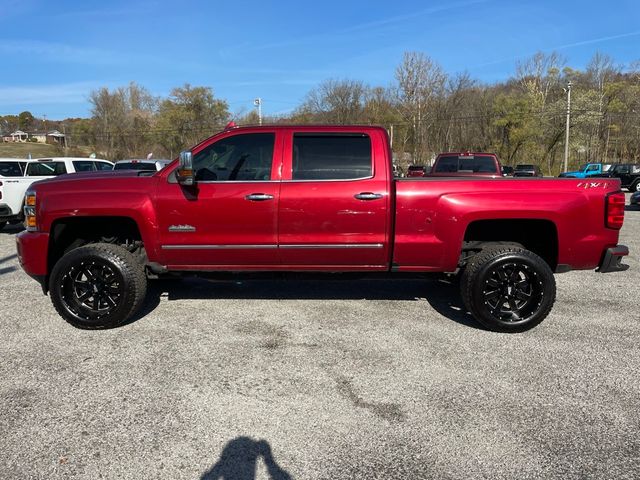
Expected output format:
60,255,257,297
1,0,639,119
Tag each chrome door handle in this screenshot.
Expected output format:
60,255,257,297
354,192,383,200
245,193,274,201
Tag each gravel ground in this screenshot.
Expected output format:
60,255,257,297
0,198,638,480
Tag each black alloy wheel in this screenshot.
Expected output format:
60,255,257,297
460,246,556,333
480,261,543,323
62,260,124,319
50,243,147,329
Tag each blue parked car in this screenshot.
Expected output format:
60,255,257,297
559,163,613,178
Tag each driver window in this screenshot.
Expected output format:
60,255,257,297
192,133,275,182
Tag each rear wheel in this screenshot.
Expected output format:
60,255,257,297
460,246,556,333
633,181,640,192
49,243,147,329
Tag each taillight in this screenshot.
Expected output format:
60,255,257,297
605,192,625,230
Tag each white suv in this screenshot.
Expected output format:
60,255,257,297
0,157,113,230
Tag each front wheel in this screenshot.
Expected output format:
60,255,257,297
460,246,556,333
49,243,147,329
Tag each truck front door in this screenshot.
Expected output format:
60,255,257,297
277,129,390,270
155,131,282,268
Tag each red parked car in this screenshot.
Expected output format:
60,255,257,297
430,152,502,176
407,165,427,177
17,125,628,332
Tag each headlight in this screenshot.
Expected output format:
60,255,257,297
24,191,37,231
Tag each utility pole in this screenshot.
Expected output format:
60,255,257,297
389,124,394,149
62,124,68,152
563,81,573,173
254,98,263,125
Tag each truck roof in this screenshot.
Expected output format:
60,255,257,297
220,124,388,132
436,152,498,156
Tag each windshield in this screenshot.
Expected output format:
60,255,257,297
434,155,496,173
114,162,156,171
0,161,25,177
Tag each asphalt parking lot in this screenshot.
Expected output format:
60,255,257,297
0,198,638,480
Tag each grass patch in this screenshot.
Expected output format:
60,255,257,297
0,143,62,159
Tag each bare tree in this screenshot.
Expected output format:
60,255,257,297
394,52,446,163
298,79,367,124
89,82,156,158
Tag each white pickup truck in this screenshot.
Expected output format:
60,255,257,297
0,157,113,230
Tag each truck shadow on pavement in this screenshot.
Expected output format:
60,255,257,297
200,437,292,480
0,253,18,276
132,276,482,330
0,224,24,235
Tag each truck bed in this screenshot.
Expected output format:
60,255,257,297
393,177,622,272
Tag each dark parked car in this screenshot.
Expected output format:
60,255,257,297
501,166,514,176
598,163,640,192
630,191,640,207
513,164,543,177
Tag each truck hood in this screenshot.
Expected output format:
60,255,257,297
40,169,150,182
29,169,161,196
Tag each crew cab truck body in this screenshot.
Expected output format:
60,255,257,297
16,125,629,332
1,157,114,231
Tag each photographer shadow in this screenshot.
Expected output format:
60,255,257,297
201,437,291,480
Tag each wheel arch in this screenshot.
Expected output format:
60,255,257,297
461,218,559,271
47,216,146,278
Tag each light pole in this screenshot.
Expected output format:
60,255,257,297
254,98,262,125
563,81,573,173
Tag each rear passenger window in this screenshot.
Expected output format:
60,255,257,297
95,161,114,171
26,162,67,176
292,134,372,180
73,161,95,172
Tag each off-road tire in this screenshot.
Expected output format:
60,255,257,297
460,246,556,333
0,221,6,231
49,243,147,329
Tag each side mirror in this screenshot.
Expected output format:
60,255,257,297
177,151,194,186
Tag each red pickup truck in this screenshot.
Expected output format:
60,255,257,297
16,125,629,332
430,152,502,177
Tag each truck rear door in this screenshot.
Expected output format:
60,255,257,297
277,128,391,270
